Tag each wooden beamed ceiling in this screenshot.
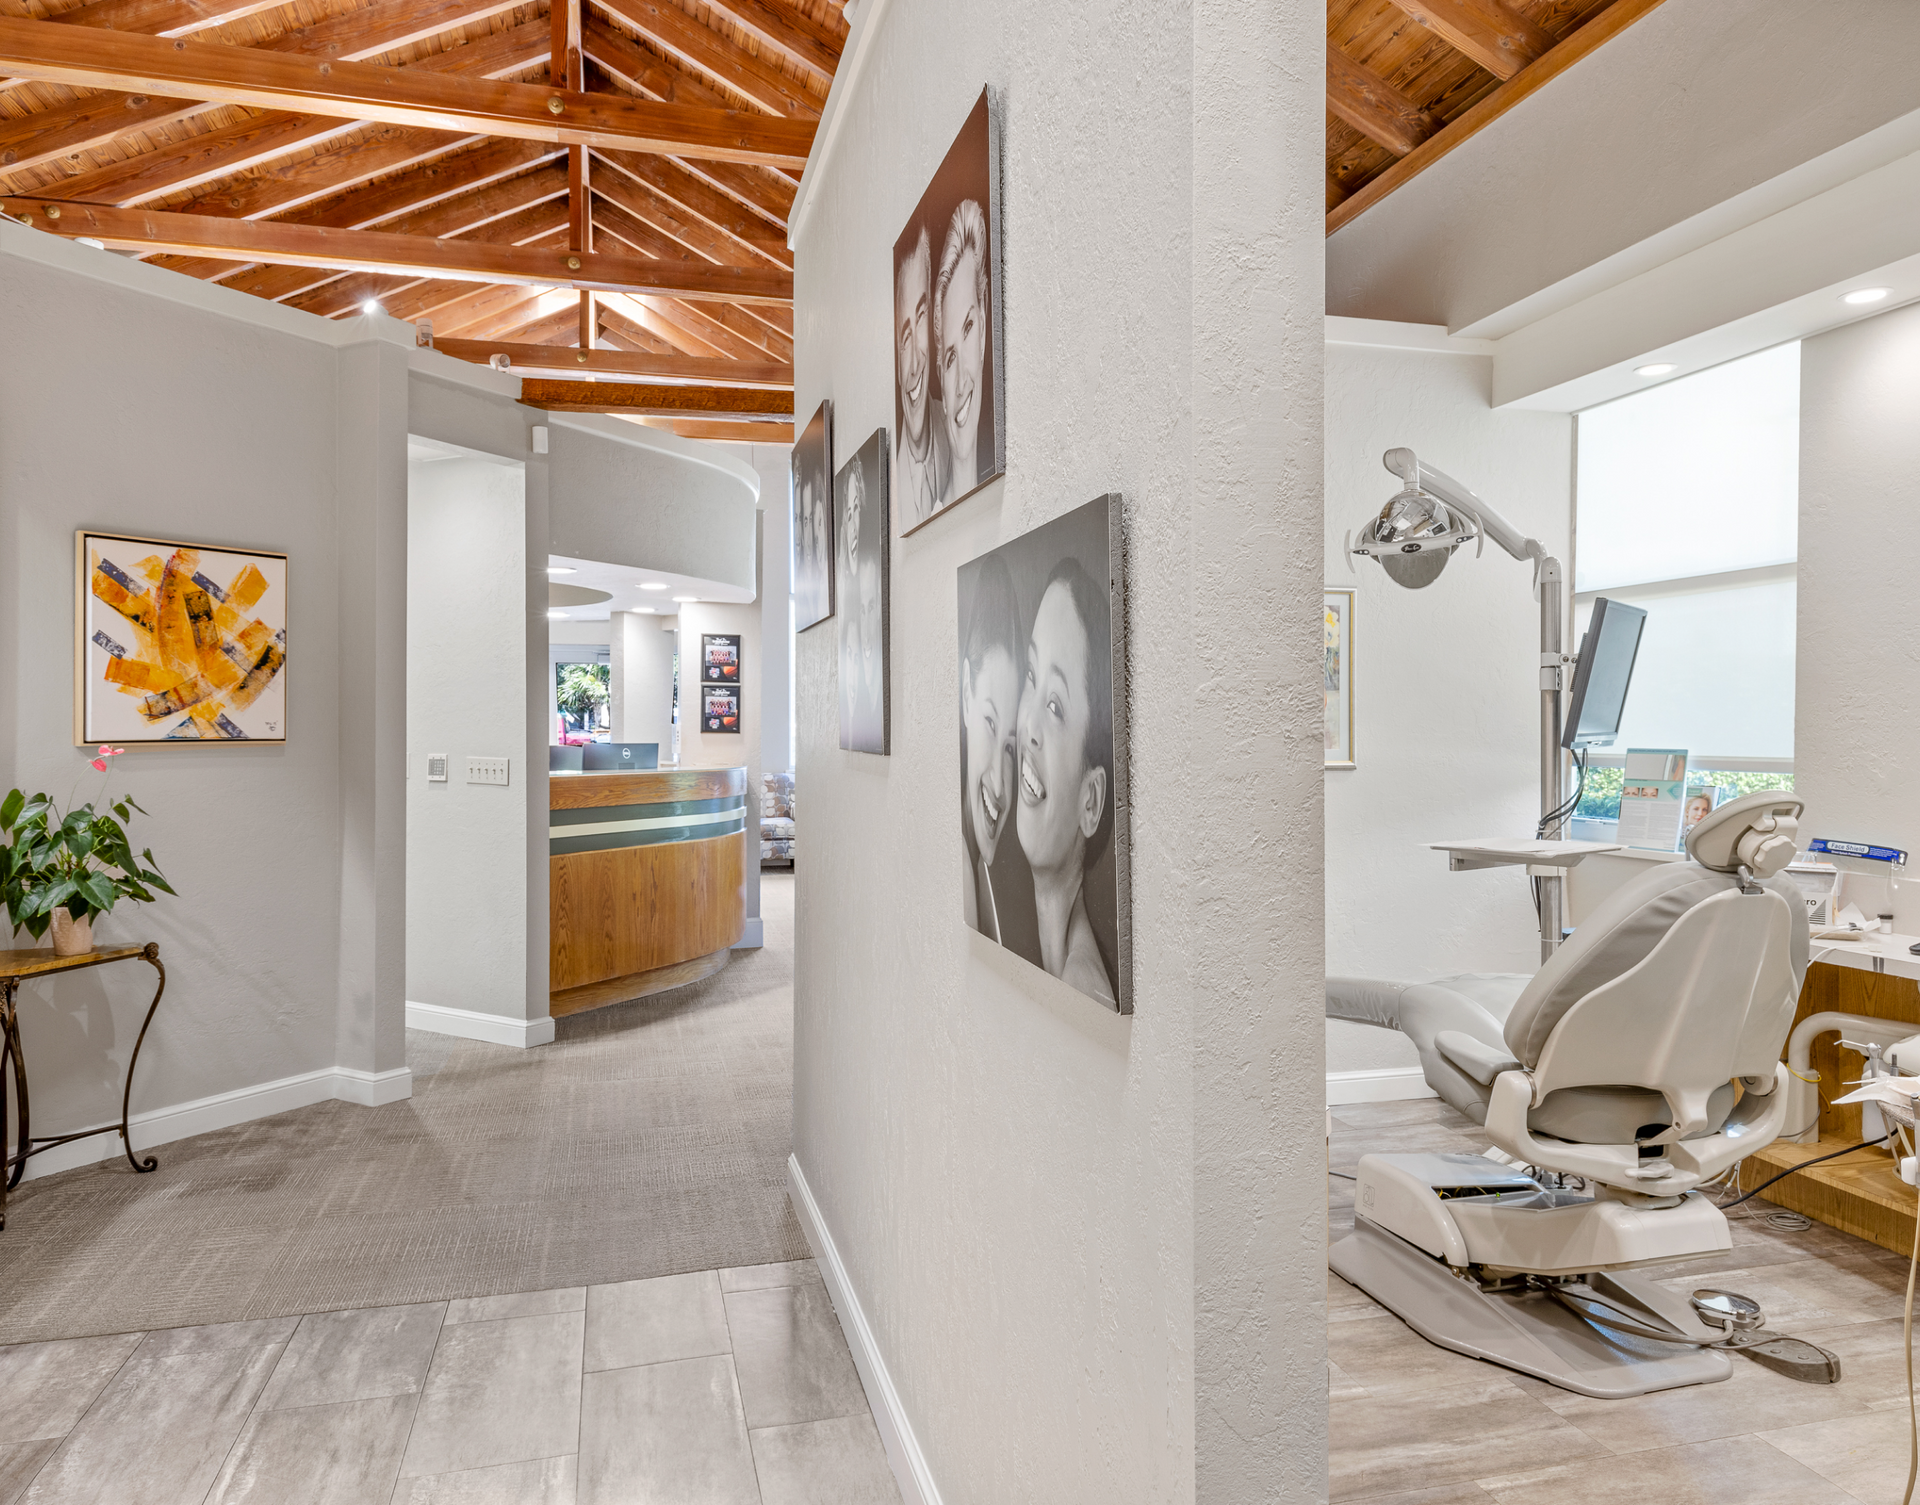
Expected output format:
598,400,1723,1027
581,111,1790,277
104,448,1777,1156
0,0,834,439
1326,0,1666,234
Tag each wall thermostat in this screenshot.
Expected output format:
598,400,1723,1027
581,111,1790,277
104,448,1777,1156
426,754,448,782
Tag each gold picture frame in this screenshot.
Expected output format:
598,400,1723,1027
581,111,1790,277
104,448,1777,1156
76,530,289,746
1324,587,1354,770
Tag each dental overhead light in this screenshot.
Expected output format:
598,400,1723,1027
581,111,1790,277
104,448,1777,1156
1348,449,1572,961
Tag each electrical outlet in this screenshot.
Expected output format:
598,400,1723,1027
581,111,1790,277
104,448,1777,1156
426,754,448,782
467,756,511,786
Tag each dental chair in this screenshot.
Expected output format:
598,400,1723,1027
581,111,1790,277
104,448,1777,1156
1328,793,1811,1398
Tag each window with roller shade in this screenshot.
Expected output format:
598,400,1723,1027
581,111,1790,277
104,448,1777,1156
1570,343,1800,832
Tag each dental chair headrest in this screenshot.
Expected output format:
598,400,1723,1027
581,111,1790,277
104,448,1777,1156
1686,791,1805,880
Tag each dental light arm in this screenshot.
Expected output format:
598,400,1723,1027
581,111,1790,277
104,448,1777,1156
1382,448,1550,583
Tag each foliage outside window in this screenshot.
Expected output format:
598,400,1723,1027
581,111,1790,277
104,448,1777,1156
1574,766,1794,824
556,662,610,733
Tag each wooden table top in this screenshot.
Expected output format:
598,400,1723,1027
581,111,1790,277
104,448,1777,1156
0,945,152,979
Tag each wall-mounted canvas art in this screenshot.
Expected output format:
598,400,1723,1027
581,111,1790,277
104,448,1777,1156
701,633,741,684
891,85,1003,538
835,429,890,755
957,494,1129,1013
77,531,288,745
1324,588,1354,769
792,400,834,631
702,685,741,734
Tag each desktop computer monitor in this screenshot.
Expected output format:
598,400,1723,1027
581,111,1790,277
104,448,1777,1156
1561,597,1648,750
549,744,584,773
582,742,659,772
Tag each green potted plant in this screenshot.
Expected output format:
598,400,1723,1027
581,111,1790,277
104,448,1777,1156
1,746,176,957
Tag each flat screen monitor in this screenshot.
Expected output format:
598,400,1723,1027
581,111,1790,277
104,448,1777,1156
1562,597,1647,750
583,741,659,772
549,744,584,773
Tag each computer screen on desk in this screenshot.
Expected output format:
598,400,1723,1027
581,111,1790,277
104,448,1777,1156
582,742,659,771
549,745,584,773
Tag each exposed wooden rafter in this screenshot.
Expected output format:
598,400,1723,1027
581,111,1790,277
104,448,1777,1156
1325,46,1442,159
432,337,791,387
515,378,792,417
1389,0,1553,80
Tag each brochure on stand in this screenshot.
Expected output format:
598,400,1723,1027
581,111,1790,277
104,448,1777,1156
1616,748,1689,852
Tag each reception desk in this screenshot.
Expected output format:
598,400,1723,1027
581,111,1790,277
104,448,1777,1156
549,766,748,1017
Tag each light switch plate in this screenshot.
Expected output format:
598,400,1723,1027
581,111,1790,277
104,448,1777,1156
467,756,510,786
426,754,448,783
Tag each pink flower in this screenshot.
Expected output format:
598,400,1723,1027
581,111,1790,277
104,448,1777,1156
97,745,124,758
90,759,106,772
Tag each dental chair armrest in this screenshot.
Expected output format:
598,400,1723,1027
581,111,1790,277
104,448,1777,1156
1435,1030,1523,1087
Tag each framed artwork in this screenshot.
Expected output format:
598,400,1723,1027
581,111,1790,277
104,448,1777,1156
1324,588,1354,770
77,530,288,745
792,400,834,631
835,429,890,755
701,634,741,685
957,494,1130,1014
702,685,741,734
891,85,1004,538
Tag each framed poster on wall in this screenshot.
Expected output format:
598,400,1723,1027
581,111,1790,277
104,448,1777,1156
76,531,288,744
702,685,741,734
792,400,834,631
836,429,891,755
1324,587,1354,770
701,634,741,684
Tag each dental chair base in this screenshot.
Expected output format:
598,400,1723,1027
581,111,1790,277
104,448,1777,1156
1330,1152,1735,1399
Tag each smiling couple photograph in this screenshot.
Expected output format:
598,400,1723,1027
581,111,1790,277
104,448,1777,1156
956,494,1130,1014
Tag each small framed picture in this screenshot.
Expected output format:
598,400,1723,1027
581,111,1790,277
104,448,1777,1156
701,633,741,685
702,685,741,734
1324,588,1354,770
792,401,833,631
77,530,288,745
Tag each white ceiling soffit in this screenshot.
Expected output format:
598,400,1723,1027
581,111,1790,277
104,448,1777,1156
544,553,751,621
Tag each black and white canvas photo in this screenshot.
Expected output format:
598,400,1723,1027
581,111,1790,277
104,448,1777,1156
701,633,741,684
703,685,740,734
957,494,1128,1013
792,400,833,631
891,85,1003,539
835,429,890,755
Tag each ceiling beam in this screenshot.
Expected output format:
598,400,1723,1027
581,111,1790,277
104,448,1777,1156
656,417,794,443
593,146,788,263
1325,46,1443,158
1328,0,1670,233
0,0,283,96
599,293,727,358
517,379,793,419
433,337,791,387
695,0,842,82
589,0,823,118
1389,0,1554,80
290,199,571,316
4,196,794,301
0,17,816,166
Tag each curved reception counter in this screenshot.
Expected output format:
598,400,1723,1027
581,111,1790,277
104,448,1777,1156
549,766,749,1017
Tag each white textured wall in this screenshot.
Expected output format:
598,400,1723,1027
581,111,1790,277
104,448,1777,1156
677,579,762,937
0,233,364,1126
1328,0,1920,332
1323,343,1571,1075
405,457,533,1022
791,1,1325,1499
1797,300,1920,927
609,610,676,750
748,443,795,774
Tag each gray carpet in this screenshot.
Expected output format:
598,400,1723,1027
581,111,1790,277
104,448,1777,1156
0,873,805,1345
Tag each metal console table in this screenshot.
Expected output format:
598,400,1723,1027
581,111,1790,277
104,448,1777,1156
0,943,167,1229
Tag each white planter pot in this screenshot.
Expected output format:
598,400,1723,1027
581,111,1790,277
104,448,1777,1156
50,907,94,958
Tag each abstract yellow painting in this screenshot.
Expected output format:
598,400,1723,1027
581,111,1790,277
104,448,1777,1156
76,531,288,745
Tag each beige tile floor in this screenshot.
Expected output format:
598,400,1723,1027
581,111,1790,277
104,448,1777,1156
1330,1097,1920,1505
0,1256,902,1505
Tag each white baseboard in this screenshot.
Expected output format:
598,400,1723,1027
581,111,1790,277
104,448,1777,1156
19,1064,414,1183
788,1155,942,1505
1327,1067,1436,1106
406,999,556,1048
734,918,764,949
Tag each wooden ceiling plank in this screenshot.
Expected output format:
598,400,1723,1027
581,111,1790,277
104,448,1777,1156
1326,44,1443,157
602,291,728,357
290,198,572,315
591,195,700,260
642,293,779,360
433,335,790,386
591,161,785,271
694,0,840,82
382,277,484,322
491,302,588,344
1329,0,1670,232
518,378,792,417
593,145,787,260
1388,0,1553,80
4,195,796,300
433,283,551,339
0,17,817,166
588,0,822,118
663,417,793,442
597,307,680,355
0,94,207,179
289,268,429,318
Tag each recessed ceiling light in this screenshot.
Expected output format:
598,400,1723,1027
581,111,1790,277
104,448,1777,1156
636,607,656,614
545,566,577,575
76,237,105,250
640,582,669,591
1842,287,1892,306
362,299,383,315
546,609,569,619
672,595,698,603
1634,363,1677,377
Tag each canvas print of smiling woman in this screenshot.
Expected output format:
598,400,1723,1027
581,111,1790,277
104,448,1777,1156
892,86,1004,539
957,495,1130,1014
